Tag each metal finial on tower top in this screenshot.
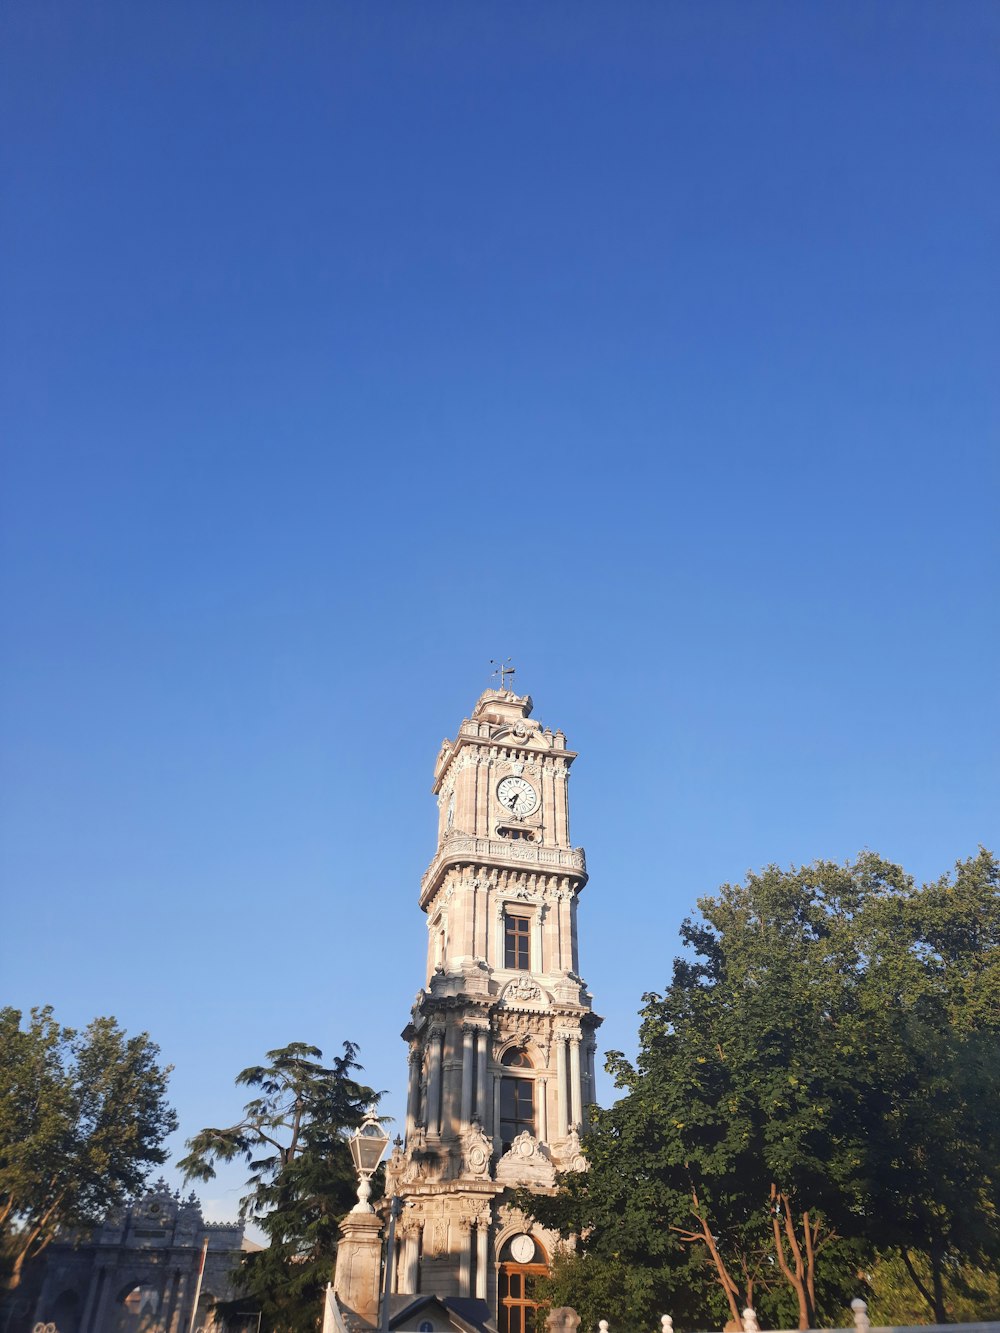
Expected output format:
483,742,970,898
489,658,516,692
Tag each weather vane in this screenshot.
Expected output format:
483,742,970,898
489,658,516,692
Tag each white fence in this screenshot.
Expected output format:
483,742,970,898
590,1300,1000,1333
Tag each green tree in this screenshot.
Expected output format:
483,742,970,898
858,849,1000,1321
0,1005,177,1290
179,1041,378,1333
525,851,1000,1330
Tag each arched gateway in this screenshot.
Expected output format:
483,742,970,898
378,686,602,1330
28,1182,253,1333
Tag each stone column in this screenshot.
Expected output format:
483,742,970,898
470,877,481,959
163,1269,182,1333
493,1073,502,1152
441,1024,459,1137
569,893,580,974
537,1076,548,1143
156,1258,174,1333
406,1046,422,1139
402,1224,420,1294
461,1026,475,1128
554,767,568,844
543,761,557,845
586,1041,597,1124
476,1218,490,1300
569,1035,583,1130
559,891,572,973
475,756,488,836
89,1265,114,1333
555,1034,569,1137
494,901,505,968
475,1029,488,1124
79,1266,102,1333
531,910,543,972
458,1221,472,1295
427,1028,443,1136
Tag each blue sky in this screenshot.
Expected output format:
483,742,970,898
2,1,997,1225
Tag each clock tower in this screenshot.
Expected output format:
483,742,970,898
382,686,601,1332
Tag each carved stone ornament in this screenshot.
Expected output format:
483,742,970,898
501,976,543,1006
563,1127,588,1173
383,1145,406,1197
462,1122,494,1179
426,1218,448,1257
495,1132,556,1187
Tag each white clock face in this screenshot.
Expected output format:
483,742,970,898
497,775,538,817
510,1234,536,1263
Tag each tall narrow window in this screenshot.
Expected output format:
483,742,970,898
500,1047,534,1151
504,915,530,970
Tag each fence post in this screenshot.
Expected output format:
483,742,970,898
742,1309,760,1333
661,1319,673,1333
851,1299,870,1333
598,1323,610,1332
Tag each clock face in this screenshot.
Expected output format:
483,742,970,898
510,1234,536,1264
497,775,538,817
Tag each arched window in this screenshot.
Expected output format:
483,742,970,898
497,1234,548,1333
500,1047,534,1150
501,1048,532,1069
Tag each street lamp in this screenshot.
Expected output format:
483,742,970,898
348,1110,389,1213
346,1112,403,1333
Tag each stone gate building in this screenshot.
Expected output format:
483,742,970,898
25,1181,253,1333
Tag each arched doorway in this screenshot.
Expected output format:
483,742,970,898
46,1288,81,1333
497,1234,547,1333
113,1281,160,1333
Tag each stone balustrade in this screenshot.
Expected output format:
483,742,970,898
420,833,586,903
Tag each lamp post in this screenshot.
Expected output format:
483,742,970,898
378,1195,404,1333
348,1111,390,1213
346,1112,402,1331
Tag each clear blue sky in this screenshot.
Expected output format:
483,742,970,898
2,2,997,1225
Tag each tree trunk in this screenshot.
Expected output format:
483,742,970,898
769,1186,815,1331
3,1217,58,1290
5,1247,27,1291
670,1189,746,1327
900,1248,936,1319
930,1245,949,1324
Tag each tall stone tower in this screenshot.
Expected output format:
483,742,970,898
383,687,601,1333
